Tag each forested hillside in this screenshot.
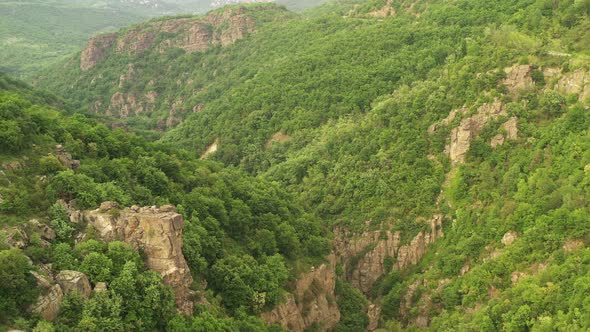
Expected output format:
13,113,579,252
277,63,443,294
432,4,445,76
3,0,590,330
0,72,330,331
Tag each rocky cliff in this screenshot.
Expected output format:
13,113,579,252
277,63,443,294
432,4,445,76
80,7,258,71
262,254,340,331
83,202,194,314
334,215,444,295
80,33,118,71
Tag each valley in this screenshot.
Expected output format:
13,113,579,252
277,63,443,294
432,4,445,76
2,0,590,331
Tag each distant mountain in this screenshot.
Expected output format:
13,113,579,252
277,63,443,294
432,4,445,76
0,0,326,77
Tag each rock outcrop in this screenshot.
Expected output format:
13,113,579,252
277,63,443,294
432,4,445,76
503,64,534,96
200,139,219,159
84,203,194,314
368,0,395,17
262,254,340,332
367,303,382,331
82,7,259,67
56,270,92,298
107,92,144,117
80,33,118,71
446,101,507,164
334,215,444,295
53,145,80,170
2,227,28,248
501,231,518,246
555,68,590,102
490,117,518,148
30,283,63,321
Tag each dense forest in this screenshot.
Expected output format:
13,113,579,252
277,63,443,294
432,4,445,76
2,0,590,331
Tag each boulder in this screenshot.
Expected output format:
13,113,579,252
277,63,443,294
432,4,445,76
56,270,92,298
2,227,28,248
30,284,63,321
94,282,108,293
28,219,56,241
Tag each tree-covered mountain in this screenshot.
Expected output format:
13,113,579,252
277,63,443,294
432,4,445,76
3,0,590,330
0,71,330,331
0,0,326,78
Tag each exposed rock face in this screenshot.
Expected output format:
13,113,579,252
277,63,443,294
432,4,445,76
368,0,395,17
399,278,450,328
84,203,194,314
56,270,92,298
400,280,429,327
80,33,118,71
427,107,468,134
87,7,257,62
118,63,136,88
555,68,590,102
334,226,398,294
2,227,28,248
31,284,63,321
262,254,340,332
334,215,443,294
206,7,257,46
265,131,292,148
490,117,518,148
107,92,144,117
28,219,56,242
501,231,518,246
446,101,507,164
367,303,382,331
503,64,534,96
200,139,219,159
82,7,261,122
54,145,80,170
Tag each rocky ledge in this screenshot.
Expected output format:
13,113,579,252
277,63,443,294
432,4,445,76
84,202,194,314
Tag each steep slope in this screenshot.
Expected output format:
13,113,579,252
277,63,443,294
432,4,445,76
30,0,590,330
0,73,332,331
0,1,152,77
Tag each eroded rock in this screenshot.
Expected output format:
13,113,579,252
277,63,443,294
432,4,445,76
501,231,518,246
262,254,340,332
503,64,534,96
446,101,506,164
84,203,193,314
367,303,382,331
2,227,29,249
53,145,80,170
30,284,63,321
491,117,518,148
334,215,443,294
56,270,92,298
80,33,118,71
94,282,108,293
556,68,590,102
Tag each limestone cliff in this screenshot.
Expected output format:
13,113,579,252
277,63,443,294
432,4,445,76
83,202,194,314
262,254,340,332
